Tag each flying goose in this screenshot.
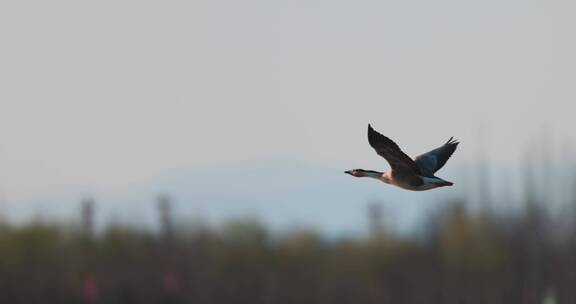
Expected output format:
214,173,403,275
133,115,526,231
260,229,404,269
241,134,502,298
345,124,459,191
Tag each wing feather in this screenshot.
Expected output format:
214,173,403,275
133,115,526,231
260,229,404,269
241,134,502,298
414,137,459,176
367,124,422,175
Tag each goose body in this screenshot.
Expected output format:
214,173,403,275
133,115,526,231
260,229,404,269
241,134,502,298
345,124,459,191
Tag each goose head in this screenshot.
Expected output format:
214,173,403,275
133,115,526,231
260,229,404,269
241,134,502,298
345,169,383,178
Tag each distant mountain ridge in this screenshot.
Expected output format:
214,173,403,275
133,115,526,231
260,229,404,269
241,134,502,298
2,160,499,235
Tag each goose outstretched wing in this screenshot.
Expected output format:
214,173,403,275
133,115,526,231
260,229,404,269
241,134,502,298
414,137,459,177
367,124,422,176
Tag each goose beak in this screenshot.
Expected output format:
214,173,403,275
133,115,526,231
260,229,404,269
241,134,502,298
434,181,454,187
344,170,353,175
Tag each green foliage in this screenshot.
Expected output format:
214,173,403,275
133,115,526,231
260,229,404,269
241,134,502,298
0,202,573,303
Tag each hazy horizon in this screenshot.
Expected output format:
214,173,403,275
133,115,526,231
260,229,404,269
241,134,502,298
2,0,576,204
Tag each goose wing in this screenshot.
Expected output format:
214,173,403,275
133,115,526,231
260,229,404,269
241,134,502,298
367,124,422,175
414,137,459,176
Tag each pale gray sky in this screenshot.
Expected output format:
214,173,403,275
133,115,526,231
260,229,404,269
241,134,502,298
1,0,576,201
